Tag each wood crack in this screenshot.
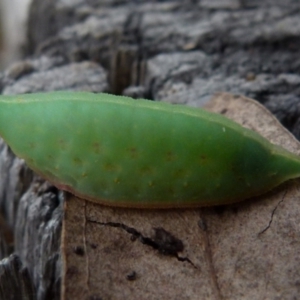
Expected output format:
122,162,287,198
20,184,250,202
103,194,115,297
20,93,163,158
258,190,287,236
83,201,90,293
87,219,197,268
199,216,223,300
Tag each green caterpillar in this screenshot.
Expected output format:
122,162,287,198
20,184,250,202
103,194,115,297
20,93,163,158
0,91,299,208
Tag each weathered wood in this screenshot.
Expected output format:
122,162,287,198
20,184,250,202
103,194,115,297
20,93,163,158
0,213,13,259
0,0,300,299
0,254,36,300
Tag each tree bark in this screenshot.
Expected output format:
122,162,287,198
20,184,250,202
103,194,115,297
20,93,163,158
1,0,300,299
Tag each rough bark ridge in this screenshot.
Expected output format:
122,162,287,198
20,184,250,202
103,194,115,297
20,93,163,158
0,0,299,299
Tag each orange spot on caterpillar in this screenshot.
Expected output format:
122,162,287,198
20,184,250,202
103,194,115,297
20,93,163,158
73,157,83,165
140,166,153,175
166,151,176,162
127,147,138,159
58,139,67,150
104,163,117,172
92,142,101,154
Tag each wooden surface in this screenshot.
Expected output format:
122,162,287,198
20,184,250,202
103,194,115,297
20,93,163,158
1,1,300,299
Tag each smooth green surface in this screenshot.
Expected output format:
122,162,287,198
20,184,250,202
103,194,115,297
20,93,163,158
0,91,300,208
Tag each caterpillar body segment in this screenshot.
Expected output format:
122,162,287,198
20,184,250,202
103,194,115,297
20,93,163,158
0,92,299,208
